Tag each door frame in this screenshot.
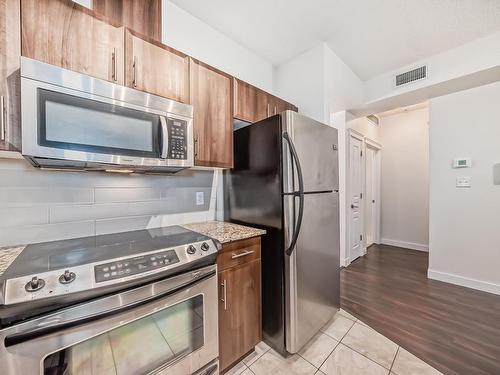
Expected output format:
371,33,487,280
346,130,382,266
364,138,382,248
346,129,365,265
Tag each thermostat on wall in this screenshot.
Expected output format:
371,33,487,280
452,158,471,168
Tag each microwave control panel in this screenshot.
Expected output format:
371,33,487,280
167,118,188,159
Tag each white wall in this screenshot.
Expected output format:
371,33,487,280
428,81,500,295
273,44,328,123
379,107,429,251
0,158,218,247
274,43,363,124
162,0,274,92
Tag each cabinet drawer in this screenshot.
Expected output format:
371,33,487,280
218,237,261,272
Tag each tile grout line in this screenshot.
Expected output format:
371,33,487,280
338,321,398,371
311,317,357,372
389,346,400,374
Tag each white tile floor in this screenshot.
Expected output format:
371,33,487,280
224,309,443,375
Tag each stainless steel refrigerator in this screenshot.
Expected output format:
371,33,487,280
225,111,340,354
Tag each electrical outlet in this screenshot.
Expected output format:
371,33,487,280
196,192,204,206
456,177,471,188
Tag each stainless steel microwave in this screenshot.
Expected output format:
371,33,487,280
20,57,194,173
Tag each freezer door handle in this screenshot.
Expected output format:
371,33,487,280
283,131,304,256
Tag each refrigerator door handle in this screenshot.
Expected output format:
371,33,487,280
283,131,304,256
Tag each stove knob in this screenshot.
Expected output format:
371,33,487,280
187,245,197,255
59,270,76,284
201,242,210,252
25,276,45,292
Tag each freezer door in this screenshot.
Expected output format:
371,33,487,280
282,111,338,192
284,191,340,353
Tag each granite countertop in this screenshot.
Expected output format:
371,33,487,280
0,246,25,277
182,221,266,244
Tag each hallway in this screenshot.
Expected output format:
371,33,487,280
341,245,500,375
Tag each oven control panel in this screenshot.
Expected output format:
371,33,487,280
2,239,219,306
167,118,188,160
95,250,180,283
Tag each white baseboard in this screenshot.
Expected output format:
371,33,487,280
428,269,500,296
380,238,429,252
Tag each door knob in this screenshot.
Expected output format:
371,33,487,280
351,204,359,209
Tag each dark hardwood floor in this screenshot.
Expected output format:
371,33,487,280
341,244,500,375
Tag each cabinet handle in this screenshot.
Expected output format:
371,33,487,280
111,48,117,82
267,103,270,117
220,279,227,310
194,132,199,158
231,250,255,259
132,56,138,87
274,105,278,115
0,96,5,141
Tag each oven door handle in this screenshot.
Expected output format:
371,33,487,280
160,115,168,159
4,265,216,347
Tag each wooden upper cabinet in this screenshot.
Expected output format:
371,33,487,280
93,0,162,42
190,58,233,168
271,95,298,115
124,30,189,103
0,0,21,151
21,0,124,84
233,78,267,123
233,78,298,123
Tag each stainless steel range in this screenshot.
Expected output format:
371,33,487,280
0,226,221,375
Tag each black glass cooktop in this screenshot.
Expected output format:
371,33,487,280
1,226,210,279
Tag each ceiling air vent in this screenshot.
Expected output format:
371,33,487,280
395,65,427,87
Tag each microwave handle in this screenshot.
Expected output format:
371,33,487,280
160,116,168,159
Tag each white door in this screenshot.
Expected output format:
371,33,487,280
349,135,363,262
365,147,376,246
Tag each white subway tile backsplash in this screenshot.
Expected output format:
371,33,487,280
94,188,162,203
95,215,162,235
0,188,93,207
49,203,130,223
0,159,217,247
0,221,95,247
0,207,49,228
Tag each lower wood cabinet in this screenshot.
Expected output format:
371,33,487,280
218,237,262,372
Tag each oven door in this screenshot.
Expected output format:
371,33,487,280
0,265,218,375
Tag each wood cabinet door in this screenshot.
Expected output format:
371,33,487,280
93,0,162,42
218,259,262,371
124,30,189,103
0,0,21,151
234,78,297,123
21,0,124,84
190,58,233,168
233,78,270,123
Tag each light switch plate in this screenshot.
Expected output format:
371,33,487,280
456,177,471,188
494,164,500,185
196,191,204,206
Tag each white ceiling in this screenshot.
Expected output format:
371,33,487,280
169,0,500,80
